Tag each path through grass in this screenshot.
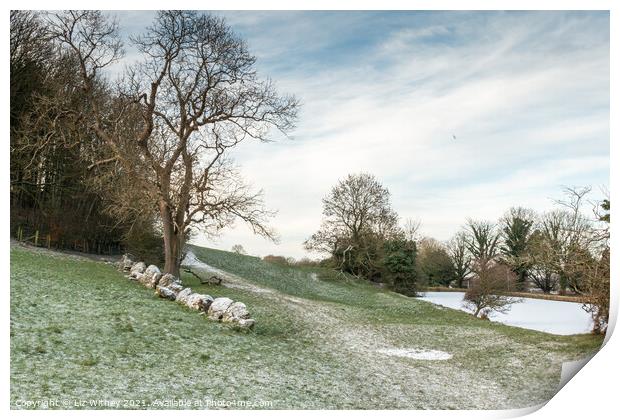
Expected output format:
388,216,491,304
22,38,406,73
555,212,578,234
10,244,602,409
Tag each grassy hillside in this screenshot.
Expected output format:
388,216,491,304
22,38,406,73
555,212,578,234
11,244,602,409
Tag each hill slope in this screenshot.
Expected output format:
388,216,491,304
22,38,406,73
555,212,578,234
10,244,602,409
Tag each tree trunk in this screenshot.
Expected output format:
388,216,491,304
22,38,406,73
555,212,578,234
160,201,183,277
559,273,568,295
163,233,182,277
516,269,526,291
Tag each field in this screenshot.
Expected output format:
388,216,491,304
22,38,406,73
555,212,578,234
10,243,603,409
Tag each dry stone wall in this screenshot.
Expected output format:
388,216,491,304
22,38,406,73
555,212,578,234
117,254,255,330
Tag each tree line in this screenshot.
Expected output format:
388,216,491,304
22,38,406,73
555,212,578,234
10,10,298,274
10,11,609,333
11,10,130,254
305,173,610,333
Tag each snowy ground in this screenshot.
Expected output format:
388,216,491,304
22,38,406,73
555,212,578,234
376,348,453,360
182,250,228,277
182,250,275,295
417,292,593,335
11,245,603,409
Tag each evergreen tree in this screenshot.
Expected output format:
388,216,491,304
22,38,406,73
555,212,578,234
383,238,418,296
500,207,535,290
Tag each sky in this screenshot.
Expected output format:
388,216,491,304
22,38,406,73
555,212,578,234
110,11,609,259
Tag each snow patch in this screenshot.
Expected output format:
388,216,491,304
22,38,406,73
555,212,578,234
377,348,453,360
417,291,593,335
284,296,303,304
182,250,274,295
182,250,228,277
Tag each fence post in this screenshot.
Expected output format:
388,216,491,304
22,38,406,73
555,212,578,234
47,234,51,249
18,226,22,242
34,230,39,247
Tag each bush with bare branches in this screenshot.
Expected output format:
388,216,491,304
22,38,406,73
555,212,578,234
464,259,522,318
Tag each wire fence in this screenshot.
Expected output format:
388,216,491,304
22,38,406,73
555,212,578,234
13,225,125,255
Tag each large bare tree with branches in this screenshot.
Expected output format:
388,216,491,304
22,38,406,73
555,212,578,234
447,231,472,288
304,173,400,278
465,219,500,264
48,10,298,275
558,187,610,333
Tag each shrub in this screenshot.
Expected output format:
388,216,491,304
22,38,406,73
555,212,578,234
263,255,289,265
463,259,521,318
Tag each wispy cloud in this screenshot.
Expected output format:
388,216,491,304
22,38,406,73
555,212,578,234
107,11,610,258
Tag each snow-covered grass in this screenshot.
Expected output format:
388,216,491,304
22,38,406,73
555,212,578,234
417,292,593,335
376,348,453,360
11,244,603,409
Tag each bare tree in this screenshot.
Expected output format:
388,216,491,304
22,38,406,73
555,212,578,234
540,187,595,293
562,189,610,333
447,231,472,288
527,230,559,293
304,173,400,278
526,187,607,321
403,217,422,242
463,259,521,318
231,244,246,255
11,11,142,253
582,246,609,334
48,11,298,276
465,219,500,263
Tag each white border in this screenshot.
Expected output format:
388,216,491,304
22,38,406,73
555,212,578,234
2,1,616,419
